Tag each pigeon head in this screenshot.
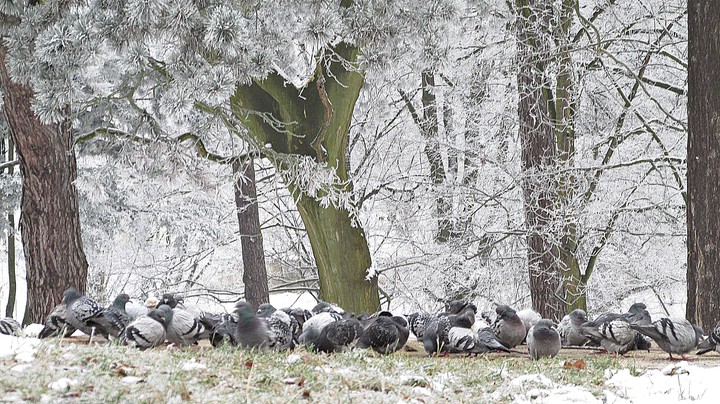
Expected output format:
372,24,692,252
174,294,185,306
234,301,257,321
496,305,517,319
145,296,160,309
534,319,554,330
113,293,131,309
156,304,174,322
312,301,337,314
627,308,652,325
62,288,83,305
257,303,277,318
446,300,469,314
160,293,177,308
627,302,647,314
147,309,166,325
568,309,587,326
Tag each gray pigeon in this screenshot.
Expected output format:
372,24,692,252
156,304,206,346
0,318,21,336
233,301,270,349
491,305,526,349
406,311,433,341
312,301,343,315
423,304,477,355
557,314,590,347
159,293,179,308
122,309,167,350
125,300,150,321
99,293,131,339
697,320,720,355
314,318,363,353
570,309,650,355
527,319,561,360
38,303,77,339
447,327,510,355
63,288,108,340
210,312,239,347
357,316,409,354
518,309,542,336
299,311,343,347
631,317,703,360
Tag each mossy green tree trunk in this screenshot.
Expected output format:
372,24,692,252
229,43,380,314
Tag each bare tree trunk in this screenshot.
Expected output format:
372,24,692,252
687,0,720,330
1,42,88,324
232,158,269,310
4,137,17,317
515,0,564,321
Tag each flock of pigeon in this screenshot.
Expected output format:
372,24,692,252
1,289,720,362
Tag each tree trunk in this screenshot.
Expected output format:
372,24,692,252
1,42,89,324
295,193,380,313
515,0,565,321
230,42,380,314
5,137,17,317
687,0,720,330
232,158,270,310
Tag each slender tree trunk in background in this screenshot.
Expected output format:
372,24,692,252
232,158,270,310
515,0,564,321
4,137,17,317
1,42,89,324
687,0,720,330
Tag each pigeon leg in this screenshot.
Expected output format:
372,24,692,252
88,326,96,345
680,354,694,362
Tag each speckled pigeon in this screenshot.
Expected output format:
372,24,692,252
233,301,270,349
423,304,478,355
406,311,433,341
0,318,21,336
62,288,110,340
527,319,561,360
282,307,311,344
156,304,206,346
357,316,409,354
38,302,77,339
314,317,364,353
99,293,131,339
697,320,720,355
491,305,526,349
122,309,167,350
260,307,295,350
630,316,703,360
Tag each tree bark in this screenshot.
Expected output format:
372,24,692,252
1,42,89,324
4,137,17,317
232,158,270,310
230,43,380,314
515,0,565,321
687,0,720,330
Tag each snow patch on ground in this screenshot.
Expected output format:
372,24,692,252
606,362,719,403
181,359,207,371
0,333,40,362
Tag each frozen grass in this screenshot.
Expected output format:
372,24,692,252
0,338,642,403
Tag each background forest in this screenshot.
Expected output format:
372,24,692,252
0,0,690,321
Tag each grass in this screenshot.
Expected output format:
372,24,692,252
0,340,647,403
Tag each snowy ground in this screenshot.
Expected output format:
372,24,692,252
2,329,720,403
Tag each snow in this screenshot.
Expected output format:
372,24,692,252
48,378,78,392
0,333,40,362
181,359,207,371
606,362,720,403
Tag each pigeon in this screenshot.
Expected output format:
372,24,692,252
517,309,542,336
0,318,21,336
357,316,410,354
259,307,295,350
557,313,590,347
282,307,311,343
423,304,477,355
122,309,167,350
527,319,561,360
156,304,206,346
314,318,363,353
630,316,703,360
312,301,343,315
210,312,239,347
447,327,510,355
406,311,433,341
100,293,131,339
145,296,160,309
299,311,343,347
125,300,150,321
62,288,110,340
570,308,650,355
159,293,179,309
697,321,720,355
491,305,526,349
38,303,77,339
233,301,270,349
